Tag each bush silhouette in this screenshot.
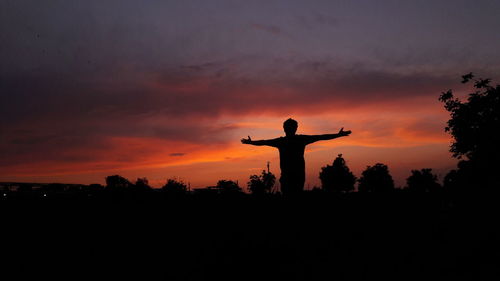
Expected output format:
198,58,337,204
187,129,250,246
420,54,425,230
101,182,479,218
248,169,276,195
105,175,133,191
216,180,241,194
319,154,356,193
162,178,187,194
135,177,152,190
358,163,395,192
439,73,500,189
406,168,441,192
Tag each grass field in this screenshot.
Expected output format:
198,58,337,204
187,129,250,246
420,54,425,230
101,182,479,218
2,190,499,280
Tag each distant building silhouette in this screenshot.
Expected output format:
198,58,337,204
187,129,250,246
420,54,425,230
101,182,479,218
192,180,242,195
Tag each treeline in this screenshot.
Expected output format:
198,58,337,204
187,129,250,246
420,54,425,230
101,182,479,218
318,154,442,193
0,161,451,198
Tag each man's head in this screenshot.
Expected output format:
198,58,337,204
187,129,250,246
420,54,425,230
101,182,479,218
283,118,298,136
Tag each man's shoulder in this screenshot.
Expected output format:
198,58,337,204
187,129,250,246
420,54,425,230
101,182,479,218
274,136,286,143
266,136,284,147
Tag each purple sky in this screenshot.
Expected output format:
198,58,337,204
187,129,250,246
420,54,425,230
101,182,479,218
1,0,500,187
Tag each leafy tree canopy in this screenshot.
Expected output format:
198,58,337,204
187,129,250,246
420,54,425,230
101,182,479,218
406,168,441,192
135,177,151,190
105,175,133,190
440,73,500,189
358,163,395,192
248,169,276,195
162,178,187,194
319,154,356,193
216,180,242,193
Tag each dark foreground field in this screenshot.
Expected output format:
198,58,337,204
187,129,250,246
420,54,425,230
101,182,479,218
1,191,499,280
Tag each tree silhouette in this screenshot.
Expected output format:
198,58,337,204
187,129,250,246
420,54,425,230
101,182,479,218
406,168,441,192
135,177,151,190
319,154,356,193
443,159,481,191
358,163,395,192
105,175,133,191
439,73,500,189
216,180,241,194
248,169,276,195
162,178,187,194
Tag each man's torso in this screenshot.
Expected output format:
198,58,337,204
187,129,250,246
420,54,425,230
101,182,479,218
275,135,309,178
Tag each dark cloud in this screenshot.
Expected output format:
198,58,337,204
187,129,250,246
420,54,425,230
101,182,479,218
313,13,339,26
181,62,219,72
296,12,339,30
250,24,283,35
169,153,186,157
1,61,457,128
1,64,449,129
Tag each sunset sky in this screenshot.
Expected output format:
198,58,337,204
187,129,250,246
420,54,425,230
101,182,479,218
2,0,500,189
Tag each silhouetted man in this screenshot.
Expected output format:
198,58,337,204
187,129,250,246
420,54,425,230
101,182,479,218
241,118,351,195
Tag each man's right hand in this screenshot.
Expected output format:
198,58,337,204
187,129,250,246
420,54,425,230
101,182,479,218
241,136,252,144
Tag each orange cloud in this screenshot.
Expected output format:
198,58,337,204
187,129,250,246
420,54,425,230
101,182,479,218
1,65,461,187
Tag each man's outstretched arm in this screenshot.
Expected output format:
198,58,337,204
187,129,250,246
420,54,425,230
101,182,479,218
241,136,279,147
305,128,352,144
